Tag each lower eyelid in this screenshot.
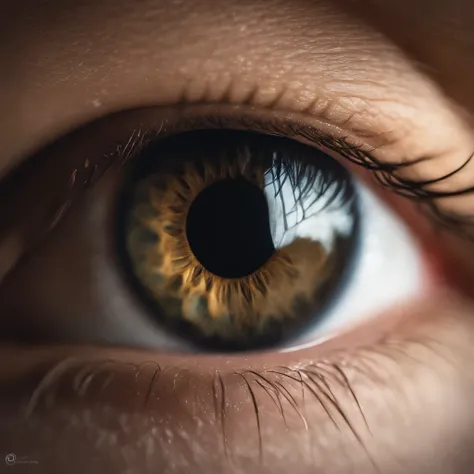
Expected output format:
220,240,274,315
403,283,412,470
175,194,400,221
1,292,471,472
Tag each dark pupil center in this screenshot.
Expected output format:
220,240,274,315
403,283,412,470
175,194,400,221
186,177,276,278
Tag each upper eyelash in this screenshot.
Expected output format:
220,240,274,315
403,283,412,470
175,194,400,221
107,112,474,239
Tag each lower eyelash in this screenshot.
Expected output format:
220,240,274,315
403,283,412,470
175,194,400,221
245,365,369,443
24,353,368,431
21,352,376,467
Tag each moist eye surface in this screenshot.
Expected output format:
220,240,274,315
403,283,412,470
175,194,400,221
117,130,360,351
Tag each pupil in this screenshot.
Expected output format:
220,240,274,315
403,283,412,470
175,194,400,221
186,177,275,278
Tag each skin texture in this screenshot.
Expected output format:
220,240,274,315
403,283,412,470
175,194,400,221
1,0,474,473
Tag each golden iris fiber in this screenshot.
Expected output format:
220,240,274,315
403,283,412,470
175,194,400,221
120,131,357,350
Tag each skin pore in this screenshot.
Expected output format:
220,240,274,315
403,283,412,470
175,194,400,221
1,0,474,473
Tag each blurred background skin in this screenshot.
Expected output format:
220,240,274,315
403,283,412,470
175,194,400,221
1,1,474,473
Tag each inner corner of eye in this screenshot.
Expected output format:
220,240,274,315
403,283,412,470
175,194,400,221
112,129,424,353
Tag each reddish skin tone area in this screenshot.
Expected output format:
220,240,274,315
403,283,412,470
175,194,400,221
1,1,474,473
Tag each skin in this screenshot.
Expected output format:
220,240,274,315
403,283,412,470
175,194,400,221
1,0,474,473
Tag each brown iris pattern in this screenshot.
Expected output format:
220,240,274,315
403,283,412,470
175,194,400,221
119,131,357,350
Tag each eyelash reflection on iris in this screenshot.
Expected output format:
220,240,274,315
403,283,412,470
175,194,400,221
117,131,359,351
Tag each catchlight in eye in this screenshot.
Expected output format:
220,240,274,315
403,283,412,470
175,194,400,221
116,130,360,351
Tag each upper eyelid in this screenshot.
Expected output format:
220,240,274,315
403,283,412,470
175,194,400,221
0,87,394,182
2,49,467,175
4,0,474,185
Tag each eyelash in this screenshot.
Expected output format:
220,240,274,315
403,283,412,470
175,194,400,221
27,353,370,451
95,111,474,240
100,112,377,191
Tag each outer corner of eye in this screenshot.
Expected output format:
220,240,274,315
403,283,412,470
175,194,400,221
111,128,426,354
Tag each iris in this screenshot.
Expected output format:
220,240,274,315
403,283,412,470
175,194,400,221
117,130,359,351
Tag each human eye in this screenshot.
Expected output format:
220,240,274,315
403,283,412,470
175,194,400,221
1,1,474,474
1,121,425,353
117,128,425,353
